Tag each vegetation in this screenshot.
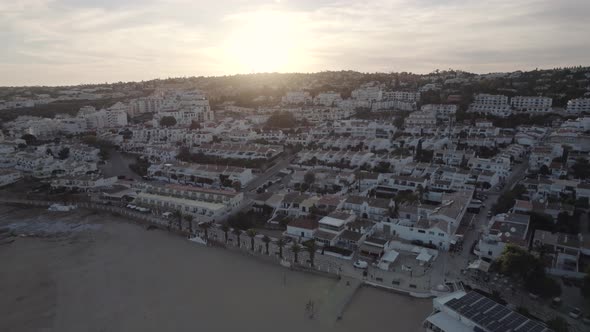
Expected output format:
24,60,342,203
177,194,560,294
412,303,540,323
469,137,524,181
129,156,150,177
496,244,561,298
276,238,286,259
303,240,317,267
291,243,301,264
492,184,526,214
545,317,569,332
159,116,177,127
572,158,590,179
221,224,230,244
262,235,271,255
184,214,193,234
246,229,257,251
264,112,297,129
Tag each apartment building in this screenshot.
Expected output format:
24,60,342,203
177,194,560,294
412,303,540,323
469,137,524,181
404,109,437,128
511,96,552,113
468,94,512,117
134,183,243,220
421,104,457,120
282,91,312,105
313,92,342,106
351,84,383,102
566,98,590,114
147,162,254,187
191,143,283,160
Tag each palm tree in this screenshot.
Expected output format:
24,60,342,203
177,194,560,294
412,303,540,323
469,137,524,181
221,224,230,243
303,241,317,267
232,228,242,248
200,222,211,240
291,243,301,264
171,210,182,231
246,229,257,251
184,214,194,234
262,235,271,255
276,238,286,259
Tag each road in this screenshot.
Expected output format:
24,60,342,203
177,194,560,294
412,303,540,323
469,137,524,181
244,153,296,192
444,157,530,280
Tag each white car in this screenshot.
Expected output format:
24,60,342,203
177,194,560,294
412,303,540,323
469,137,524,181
353,260,368,269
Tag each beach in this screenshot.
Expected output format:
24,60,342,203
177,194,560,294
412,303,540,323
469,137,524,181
0,205,431,332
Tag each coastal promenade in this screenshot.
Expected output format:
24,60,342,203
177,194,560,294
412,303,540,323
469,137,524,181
0,196,440,321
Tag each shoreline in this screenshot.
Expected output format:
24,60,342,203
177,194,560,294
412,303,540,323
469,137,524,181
0,199,437,300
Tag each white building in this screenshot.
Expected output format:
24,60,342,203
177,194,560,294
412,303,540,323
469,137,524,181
421,104,457,120
511,96,552,113
566,98,590,114
282,91,312,105
313,92,342,106
424,291,551,332
469,94,512,117
383,91,420,102
476,213,530,260
148,162,254,188
134,183,243,221
351,84,383,102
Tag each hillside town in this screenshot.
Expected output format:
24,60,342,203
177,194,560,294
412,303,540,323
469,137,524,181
2,67,590,331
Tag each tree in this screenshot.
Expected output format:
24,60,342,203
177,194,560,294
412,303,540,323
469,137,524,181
184,214,194,234
57,147,70,160
582,267,590,303
276,238,286,259
171,210,182,232
546,317,569,332
262,235,271,255
159,116,177,127
189,120,201,130
232,228,242,247
21,134,36,145
539,164,550,175
221,224,230,244
572,158,590,179
246,229,257,251
303,240,317,267
265,111,297,129
303,171,315,187
291,243,301,264
200,222,211,240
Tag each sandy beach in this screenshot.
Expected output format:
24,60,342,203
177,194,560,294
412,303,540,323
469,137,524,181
0,204,431,332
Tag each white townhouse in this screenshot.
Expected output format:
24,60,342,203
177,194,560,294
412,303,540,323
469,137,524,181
192,143,283,160
510,96,552,113
467,156,511,179
404,109,437,130
134,183,243,221
50,175,118,192
385,190,472,250
342,196,395,221
148,162,254,188
566,98,590,114
528,145,562,171
314,211,356,247
421,104,457,120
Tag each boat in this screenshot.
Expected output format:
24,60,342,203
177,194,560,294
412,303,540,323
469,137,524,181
48,204,77,212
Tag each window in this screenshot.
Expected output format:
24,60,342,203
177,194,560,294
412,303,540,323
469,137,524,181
418,230,425,234
438,233,444,236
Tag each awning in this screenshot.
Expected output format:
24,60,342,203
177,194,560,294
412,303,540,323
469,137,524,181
359,244,384,255
380,250,400,263
467,259,490,272
416,249,432,262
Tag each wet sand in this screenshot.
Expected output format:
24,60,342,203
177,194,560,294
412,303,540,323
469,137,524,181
0,205,431,332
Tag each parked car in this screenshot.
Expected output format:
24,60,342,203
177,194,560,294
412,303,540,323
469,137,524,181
353,260,368,269
569,307,582,319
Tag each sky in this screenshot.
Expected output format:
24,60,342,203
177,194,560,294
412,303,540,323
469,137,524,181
0,0,589,86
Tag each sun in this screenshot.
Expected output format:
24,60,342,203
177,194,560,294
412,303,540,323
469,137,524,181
223,11,307,73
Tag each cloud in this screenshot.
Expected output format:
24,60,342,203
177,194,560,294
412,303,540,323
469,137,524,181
0,0,588,85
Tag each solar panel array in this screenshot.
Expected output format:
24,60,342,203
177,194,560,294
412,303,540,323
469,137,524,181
444,292,553,332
